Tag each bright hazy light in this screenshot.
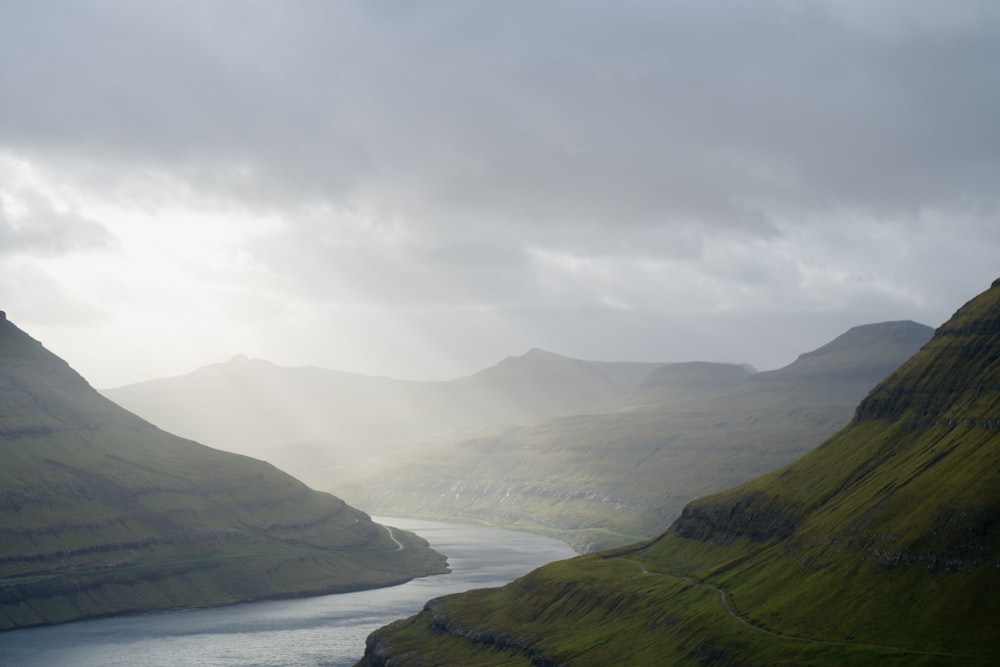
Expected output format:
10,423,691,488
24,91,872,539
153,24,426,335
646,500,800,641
1,2,998,387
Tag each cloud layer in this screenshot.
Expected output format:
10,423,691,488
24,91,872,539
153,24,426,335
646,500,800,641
1,1,998,385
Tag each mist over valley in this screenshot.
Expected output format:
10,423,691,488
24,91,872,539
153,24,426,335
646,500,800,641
105,321,933,551
3,1,1000,664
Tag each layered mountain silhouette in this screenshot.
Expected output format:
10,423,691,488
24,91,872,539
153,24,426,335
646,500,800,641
351,320,932,550
0,314,446,630
103,348,662,490
104,323,930,552
359,280,1000,666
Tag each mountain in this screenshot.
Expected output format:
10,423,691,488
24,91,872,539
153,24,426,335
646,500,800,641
350,321,932,551
0,313,446,631
102,349,656,491
448,348,633,419
628,360,754,405
103,355,419,477
358,280,1000,666
102,323,930,553
728,319,940,407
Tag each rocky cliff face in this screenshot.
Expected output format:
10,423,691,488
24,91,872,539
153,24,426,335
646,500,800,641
672,490,804,545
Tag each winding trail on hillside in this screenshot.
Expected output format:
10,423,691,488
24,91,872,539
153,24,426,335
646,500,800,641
616,558,994,661
383,525,405,551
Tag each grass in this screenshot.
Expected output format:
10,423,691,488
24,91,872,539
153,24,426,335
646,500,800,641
343,323,932,551
365,553,985,666
0,318,448,630
357,285,1000,665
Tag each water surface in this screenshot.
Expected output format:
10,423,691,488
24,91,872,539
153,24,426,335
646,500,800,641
0,517,576,666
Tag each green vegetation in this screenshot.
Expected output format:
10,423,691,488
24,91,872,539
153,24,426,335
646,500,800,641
0,315,447,630
104,322,930,553
349,321,932,550
357,281,1000,666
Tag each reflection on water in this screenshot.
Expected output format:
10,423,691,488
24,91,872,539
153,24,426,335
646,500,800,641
0,518,576,667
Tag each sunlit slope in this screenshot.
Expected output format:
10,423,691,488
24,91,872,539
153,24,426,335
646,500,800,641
357,280,1000,666
353,321,931,551
644,278,1000,650
0,314,447,631
102,349,656,490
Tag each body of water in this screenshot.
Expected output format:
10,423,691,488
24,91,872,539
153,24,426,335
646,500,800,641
0,517,576,666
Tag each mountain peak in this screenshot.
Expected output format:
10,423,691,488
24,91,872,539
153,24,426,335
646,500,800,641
635,361,753,401
211,354,277,372
521,347,567,361
494,348,571,367
796,320,932,360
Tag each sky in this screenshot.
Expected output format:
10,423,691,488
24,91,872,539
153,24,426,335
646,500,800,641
1,0,999,388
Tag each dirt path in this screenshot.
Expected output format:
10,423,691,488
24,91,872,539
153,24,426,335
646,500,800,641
383,525,405,551
616,557,993,661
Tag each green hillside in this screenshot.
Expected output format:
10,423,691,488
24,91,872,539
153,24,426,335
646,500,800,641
358,280,1000,666
351,321,931,551
0,314,447,631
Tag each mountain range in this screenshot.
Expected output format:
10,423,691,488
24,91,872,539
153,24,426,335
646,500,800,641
357,279,1000,666
102,348,664,491
106,320,932,551
352,321,933,550
0,313,446,630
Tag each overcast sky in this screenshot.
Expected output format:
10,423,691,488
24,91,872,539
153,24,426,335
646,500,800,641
1,1,998,388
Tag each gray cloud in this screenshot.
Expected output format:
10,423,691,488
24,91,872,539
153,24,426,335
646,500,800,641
0,189,111,257
0,1,998,385
3,1,999,224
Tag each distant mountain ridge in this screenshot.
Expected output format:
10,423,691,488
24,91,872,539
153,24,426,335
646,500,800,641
358,281,1000,666
352,320,933,550
0,314,446,630
104,323,932,552
630,360,754,405
102,347,669,490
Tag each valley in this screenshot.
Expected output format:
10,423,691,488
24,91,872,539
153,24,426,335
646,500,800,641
356,279,1000,666
3,282,995,665
4,2,997,664
106,321,932,551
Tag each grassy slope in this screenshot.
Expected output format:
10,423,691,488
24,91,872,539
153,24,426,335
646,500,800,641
352,322,931,551
357,283,1000,666
0,316,447,630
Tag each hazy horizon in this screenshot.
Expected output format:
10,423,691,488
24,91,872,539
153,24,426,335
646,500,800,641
97,318,927,390
2,1,998,387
